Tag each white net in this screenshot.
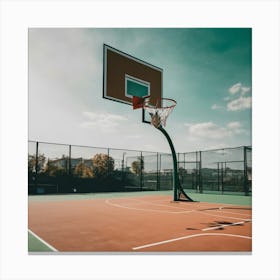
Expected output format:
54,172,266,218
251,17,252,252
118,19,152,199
144,98,176,128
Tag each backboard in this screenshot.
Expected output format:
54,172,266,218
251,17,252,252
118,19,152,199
103,44,163,123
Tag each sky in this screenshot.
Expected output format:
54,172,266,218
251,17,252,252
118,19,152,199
29,28,252,154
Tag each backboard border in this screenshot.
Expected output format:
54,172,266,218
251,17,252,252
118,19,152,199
103,43,163,107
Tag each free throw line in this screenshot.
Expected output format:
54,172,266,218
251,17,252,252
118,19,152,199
28,229,58,252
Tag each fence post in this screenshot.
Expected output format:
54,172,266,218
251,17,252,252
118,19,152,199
199,151,203,193
35,141,39,189
68,145,72,175
107,148,110,176
156,153,160,191
159,154,161,191
217,162,220,192
122,151,126,183
221,162,224,194
244,146,249,196
140,152,143,191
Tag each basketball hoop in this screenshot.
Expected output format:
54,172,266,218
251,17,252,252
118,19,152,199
140,96,193,202
143,97,177,128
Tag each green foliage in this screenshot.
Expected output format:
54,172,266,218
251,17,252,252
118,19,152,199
131,157,144,175
92,153,114,178
28,153,46,173
44,159,67,176
74,162,94,178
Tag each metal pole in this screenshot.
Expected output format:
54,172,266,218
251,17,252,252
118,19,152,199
217,162,220,192
156,153,160,191
196,151,198,192
107,148,110,176
140,152,143,191
68,145,72,175
35,141,39,190
199,151,202,193
159,154,161,191
122,152,126,183
157,126,193,201
221,162,224,194
244,146,249,196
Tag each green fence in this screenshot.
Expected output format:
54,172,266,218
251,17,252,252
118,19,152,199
28,141,252,196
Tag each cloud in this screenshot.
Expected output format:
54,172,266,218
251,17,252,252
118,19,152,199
226,121,244,134
241,86,251,95
188,122,230,139
225,83,251,111
228,83,242,95
184,121,244,140
227,96,252,111
228,83,251,96
81,111,128,131
211,104,222,110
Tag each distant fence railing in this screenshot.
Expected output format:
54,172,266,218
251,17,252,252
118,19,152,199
28,141,252,196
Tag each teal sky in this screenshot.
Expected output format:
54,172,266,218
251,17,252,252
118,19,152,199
29,28,252,153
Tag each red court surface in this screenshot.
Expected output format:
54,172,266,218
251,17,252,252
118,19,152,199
28,195,252,252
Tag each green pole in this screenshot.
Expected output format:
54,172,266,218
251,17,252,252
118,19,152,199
156,126,193,201
157,126,179,200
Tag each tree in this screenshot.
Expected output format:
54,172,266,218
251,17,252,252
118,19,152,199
44,159,67,176
131,156,144,175
28,153,46,173
74,162,94,178
92,153,114,178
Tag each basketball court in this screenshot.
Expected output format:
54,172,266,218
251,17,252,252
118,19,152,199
28,43,252,253
28,192,252,252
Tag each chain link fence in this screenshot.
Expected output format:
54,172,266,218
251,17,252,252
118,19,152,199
28,141,251,196
179,147,252,196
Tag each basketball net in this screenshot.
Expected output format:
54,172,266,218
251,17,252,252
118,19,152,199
143,98,176,128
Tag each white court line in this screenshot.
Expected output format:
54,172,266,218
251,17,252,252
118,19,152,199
132,233,252,250
105,199,195,214
108,197,251,213
124,197,199,211
202,220,252,231
107,197,222,212
139,199,252,216
197,210,251,221
199,208,251,218
28,229,58,252
105,198,252,221
216,208,251,217
219,206,252,216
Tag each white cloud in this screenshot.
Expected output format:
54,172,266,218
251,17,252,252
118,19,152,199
241,86,251,95
184,121,244,140
226,121,241,129
228,83,242,95
184,123,193,127
228,83,251,96
225,83,251,111
188,122,230,139
81,111,128,131
227,96,252,111
211,104,222,110
226,121,244,134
